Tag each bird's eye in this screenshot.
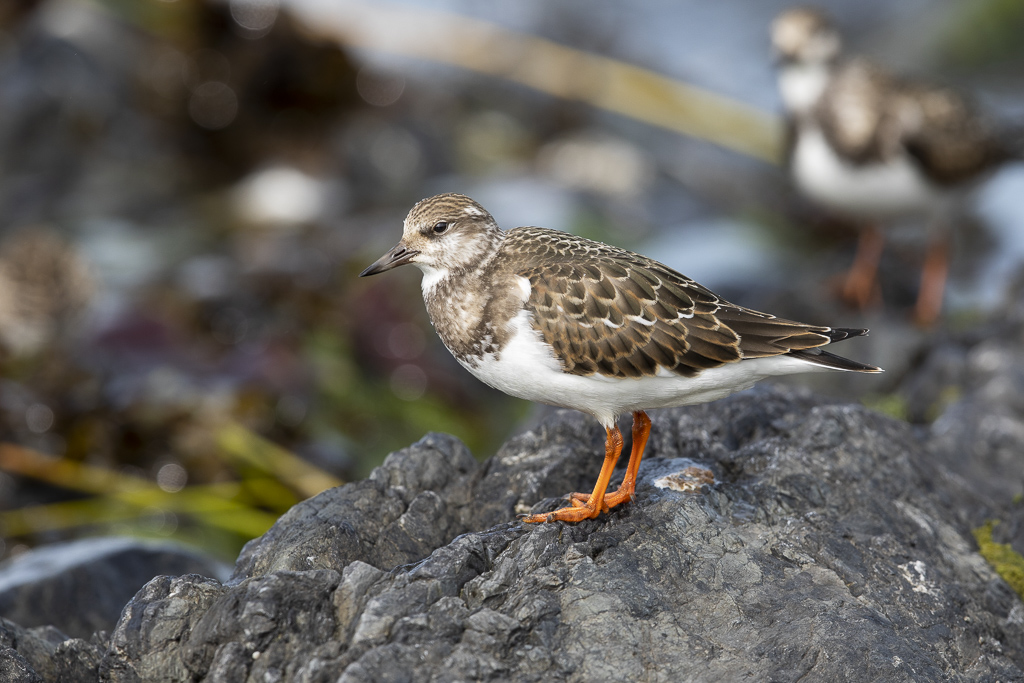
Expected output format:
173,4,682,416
432,221,449,234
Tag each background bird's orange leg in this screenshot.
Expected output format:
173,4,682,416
914,236,948,328
522,425,623,523
840,224,884,309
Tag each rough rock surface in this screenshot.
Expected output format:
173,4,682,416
230,432,482,580
0,538,229,640
5,326,1024,681
1,617,104,683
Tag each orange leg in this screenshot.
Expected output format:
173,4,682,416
914,236,948,328
573,409,651,509
522,424,623,523
603,411,651,507
840,224,884,310
570,411,651,510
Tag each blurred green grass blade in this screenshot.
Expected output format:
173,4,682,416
0,443,281,537
213,421,343,498
0,442,153,495
0,486,279,538
0,483,280,539
0,496,277,539
0,498,140,537
238,475,302,511
303,327,513,476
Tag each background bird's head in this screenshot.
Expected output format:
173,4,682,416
771,7,842,67
771,8,842,115
360,193,503,282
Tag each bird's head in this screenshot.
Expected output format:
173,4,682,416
771,7,841,67
360,193,503,281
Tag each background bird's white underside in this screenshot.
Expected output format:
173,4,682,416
793,126,939,218
778,63,829,115
460,309,846,428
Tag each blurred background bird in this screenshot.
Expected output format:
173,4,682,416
772,6,1024,326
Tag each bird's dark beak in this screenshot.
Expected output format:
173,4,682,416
359,242,419,277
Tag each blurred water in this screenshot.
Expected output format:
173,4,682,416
353,0,951,108
970,166,1024,307
639,217,786,292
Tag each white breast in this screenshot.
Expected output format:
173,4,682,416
778,63,830,115
792,126,939,219
457,309,841,428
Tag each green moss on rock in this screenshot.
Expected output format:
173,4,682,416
973,520,1024,601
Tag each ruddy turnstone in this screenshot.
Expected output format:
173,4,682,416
361,193,882,523
772,7,1022,324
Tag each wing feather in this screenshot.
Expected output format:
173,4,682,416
508,228,857,379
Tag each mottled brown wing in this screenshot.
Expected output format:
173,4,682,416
897,83,1016,185
818,59,1014,183
816,59,901,165
509,228,836,379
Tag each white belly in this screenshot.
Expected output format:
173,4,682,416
793,126,939,219
458,309,836,428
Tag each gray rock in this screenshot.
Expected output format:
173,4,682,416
925,329,1024,512
41,384,1016,681
52,638,103,683
102,573,224,682
0,537,229,640
231,432,481,579
0,648,42,683
6,322,1024,680
1,618,67,683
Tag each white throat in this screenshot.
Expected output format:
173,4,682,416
778,62,830,115
418,263,450,296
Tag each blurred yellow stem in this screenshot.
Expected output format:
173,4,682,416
288,0,782,162
0,443,282,537
214,421,343,498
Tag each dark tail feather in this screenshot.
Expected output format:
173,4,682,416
824,327,869,342
788,327,883,373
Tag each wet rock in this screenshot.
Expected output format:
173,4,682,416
0,537,228,639
5,379,1024,681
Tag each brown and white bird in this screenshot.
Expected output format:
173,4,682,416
360,193,881,523
772,7,1022,324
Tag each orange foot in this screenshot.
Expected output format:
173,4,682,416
521,499,608,524
522,411,652,524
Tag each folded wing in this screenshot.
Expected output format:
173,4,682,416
510,228,874,379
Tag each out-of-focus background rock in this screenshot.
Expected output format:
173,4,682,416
0,536,229,638
0,0,1023,565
